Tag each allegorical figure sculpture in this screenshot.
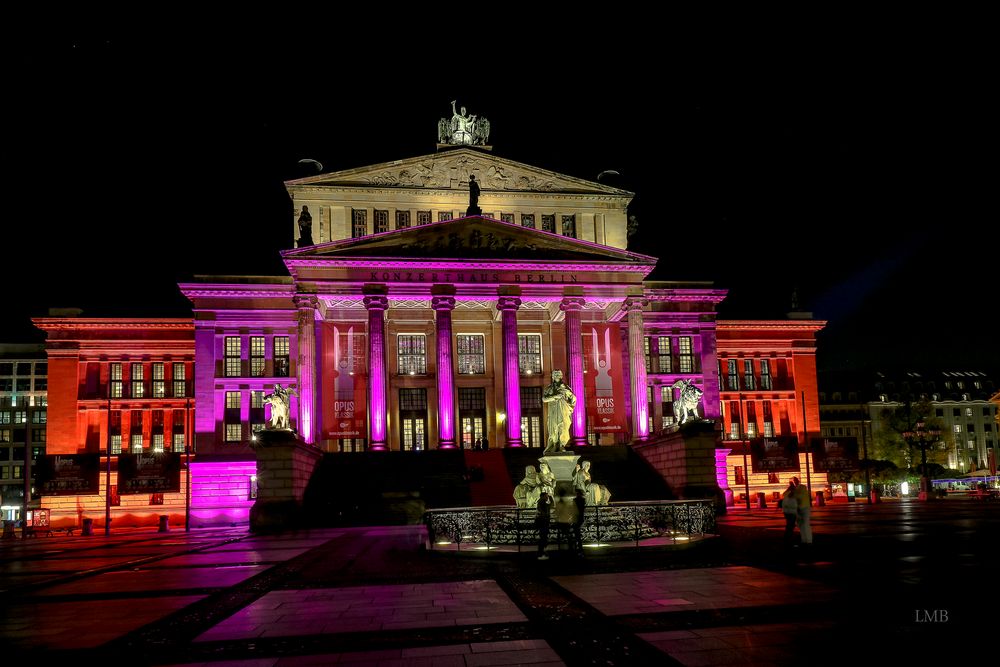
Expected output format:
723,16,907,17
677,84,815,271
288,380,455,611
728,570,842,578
297,205,314,246
670,379,704,425
537,461,556,497
437,101,491,146
514,465,541,509
572,461,612,506
467,174,481,216
542,370,576,453
264,383,297,430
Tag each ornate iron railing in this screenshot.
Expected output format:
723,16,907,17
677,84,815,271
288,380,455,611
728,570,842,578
424,499,716,550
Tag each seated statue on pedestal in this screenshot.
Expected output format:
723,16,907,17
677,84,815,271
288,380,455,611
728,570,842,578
572,461,612,506
514,465,541,509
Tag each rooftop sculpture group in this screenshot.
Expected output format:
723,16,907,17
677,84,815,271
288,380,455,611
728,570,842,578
438,101,491,146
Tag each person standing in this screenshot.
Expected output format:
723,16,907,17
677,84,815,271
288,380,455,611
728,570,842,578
781,479,799,546
536,492,552,560
792,476,813,544
572,489,586,555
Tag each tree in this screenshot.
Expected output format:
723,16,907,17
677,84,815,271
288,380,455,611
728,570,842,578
874,399,946,474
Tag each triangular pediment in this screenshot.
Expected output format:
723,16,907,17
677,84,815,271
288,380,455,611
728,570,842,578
282,216,656,265
284,148,632,196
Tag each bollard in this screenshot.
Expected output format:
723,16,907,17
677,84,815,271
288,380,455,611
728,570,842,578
755,492,767,509
870,488,881,504
2,520,15,539
81,518,94,536
158,515,170,533
815,491,826,507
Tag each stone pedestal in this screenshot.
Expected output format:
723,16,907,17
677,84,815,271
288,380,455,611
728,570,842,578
250,429,322,532
633,421,726,513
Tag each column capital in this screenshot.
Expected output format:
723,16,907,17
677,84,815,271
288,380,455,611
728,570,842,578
363,295,389,311
293,294,319,310
559,297,586,312
432,295,456,311
496,296,522,311
622,296,648,312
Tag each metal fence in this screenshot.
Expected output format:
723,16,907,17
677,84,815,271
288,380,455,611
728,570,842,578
424,499,716,550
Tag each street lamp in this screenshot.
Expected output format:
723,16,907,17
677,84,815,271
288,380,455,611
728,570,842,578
902,421,940,501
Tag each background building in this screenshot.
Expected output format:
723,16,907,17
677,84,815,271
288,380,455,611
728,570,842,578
0,344,46,522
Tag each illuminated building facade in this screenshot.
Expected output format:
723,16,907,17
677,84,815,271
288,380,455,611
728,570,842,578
0,344,47,522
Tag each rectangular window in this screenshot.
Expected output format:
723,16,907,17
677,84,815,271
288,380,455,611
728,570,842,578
151,433,164,453
15,378,30,393
226,391,241,409
643,337,652,373
438,211,453,222
678,337,694,373
150,493,164,506
521,213,535,229
152,362,165,398
966,407,973,417
517,334,542,376
32,429,46,443
173,363,187,397
130,433,143,453
743,359,756,390
399,388,428,452
13,465,22,479
727,359,739,391
352,209,367,238
224,337,241,377
457,334,486,374
762,401,774,437
500,213,514,223
541,214,555,233
374,209,389,234
172,433,185,451
417,210,431,225
225,423,242,442
735,466,745,485
660,385,675,427
657,337,671,374
396,210,411,229
34,378,47,391
250,336,266,377
130,363,145,398
561,214,576,237
0,413,8,424
0,429,9,443
111,434,122,455
110,362,123,398
250,390,265,435
760,359,773,390
397,334,427,375
14,411,26,424
274,337,290,377
32,410,47,424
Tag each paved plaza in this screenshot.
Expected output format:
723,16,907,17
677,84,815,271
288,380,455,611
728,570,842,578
2,500,997,665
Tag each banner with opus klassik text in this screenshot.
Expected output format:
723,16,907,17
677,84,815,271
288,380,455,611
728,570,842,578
321,323,367,439
582,324,629,433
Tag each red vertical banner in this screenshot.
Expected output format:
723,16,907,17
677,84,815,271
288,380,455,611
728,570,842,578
322,323,367,439
582,323,628,433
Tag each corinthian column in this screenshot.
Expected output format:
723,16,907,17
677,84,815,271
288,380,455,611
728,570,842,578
364,294,389,451
294,295,319,444
433,294,457,449
623,296,649,440
560,297,587,446
497,295,523,447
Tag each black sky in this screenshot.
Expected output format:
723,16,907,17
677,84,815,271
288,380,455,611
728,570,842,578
5,29,996,374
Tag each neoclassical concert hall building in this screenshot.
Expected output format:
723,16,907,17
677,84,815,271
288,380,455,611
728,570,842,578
34,120,827,526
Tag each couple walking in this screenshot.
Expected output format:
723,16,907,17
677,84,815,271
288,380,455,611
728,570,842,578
781,476,812,545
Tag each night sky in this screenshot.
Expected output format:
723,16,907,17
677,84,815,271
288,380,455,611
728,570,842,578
6,31,995,374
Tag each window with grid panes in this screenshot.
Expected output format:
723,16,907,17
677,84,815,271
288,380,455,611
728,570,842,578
152,363,165,397
521,213,535,228
274,337,290,377
352,209,367,237
225,337,241,377
727,359,739,390
500,213,514,223
32,410,46,424
417,210,431,225
397,335,427,375
561,214,576,237
250,390,265,434
660,385,675,427
643,337,652,373
130,433,143,453
374,209,389,233
130,363,144,398
152,433,164,452
396,210,411,229
760,359,773,389
173,363,186,397
520,387,543,448
517,334,542,375
457,334,485,374
438,211,453,221
657,337,671,373
763,401,774,437
249,336,266,376
678,337,694,373
541,214,555,232
743,359,755,390
225,391,241,441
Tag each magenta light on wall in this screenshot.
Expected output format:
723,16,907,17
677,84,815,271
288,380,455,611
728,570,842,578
433,295,457,448
364,295,389,450
498,296,523,447
190,460,256,526
561,298,587,446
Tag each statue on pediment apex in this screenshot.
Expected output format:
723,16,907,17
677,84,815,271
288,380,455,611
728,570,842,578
438,101,490,146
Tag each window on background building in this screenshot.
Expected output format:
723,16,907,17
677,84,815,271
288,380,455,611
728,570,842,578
0,467,8,480
397,334,427,375
374,209,389,233
678,337,694,373
249,336,266,377
500,213,514,223
34,377,47,391
352,209,367,237
763,401,774,437
0,412,9,424
130,363,145,398
0,363,11,375
966,407,973,417
521,213,535,229
150,493,164,505
152,363,165,397
110,485,120,506
968,440,975,449
14,411,26,424
173,363,187,397
396,210,411,229
274,337,290,377
643,337,652,373
457,334,486,374
111,434,122,455
172,433,185,451
417,210,431,226
130,433,143,453
727,360,739,390
110,362,123,398
339,438,365,453
35,362,47,375
735,466,745,485
745,420,757,438
661,385,675,428
541,214,555,233
517,334,542,375
31,410,46,424
760,359,773,389
438,211,453,222
15,378,30,392
250,390,265,435
767,472,779,484
152,433,164,453
16,363,31,375
225,337,241,377
561,214,576,237
0,429,9,443
657,337,671,373
226,391,240,409
954,425,962,434
0,379,10,391
743,359,755,390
